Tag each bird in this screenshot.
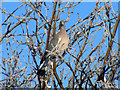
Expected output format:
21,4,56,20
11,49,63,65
38,20,69,76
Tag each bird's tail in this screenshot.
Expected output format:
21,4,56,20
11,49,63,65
38,54,53,76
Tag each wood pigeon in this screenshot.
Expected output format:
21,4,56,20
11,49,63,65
38,20,69,76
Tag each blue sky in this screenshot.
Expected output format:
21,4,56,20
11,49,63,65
1,1,119,88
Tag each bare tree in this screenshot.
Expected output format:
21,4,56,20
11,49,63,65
0,1,120,89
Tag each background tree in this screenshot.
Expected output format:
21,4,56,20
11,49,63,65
0,1,120,89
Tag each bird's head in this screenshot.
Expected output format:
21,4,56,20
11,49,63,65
59,20,65,29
